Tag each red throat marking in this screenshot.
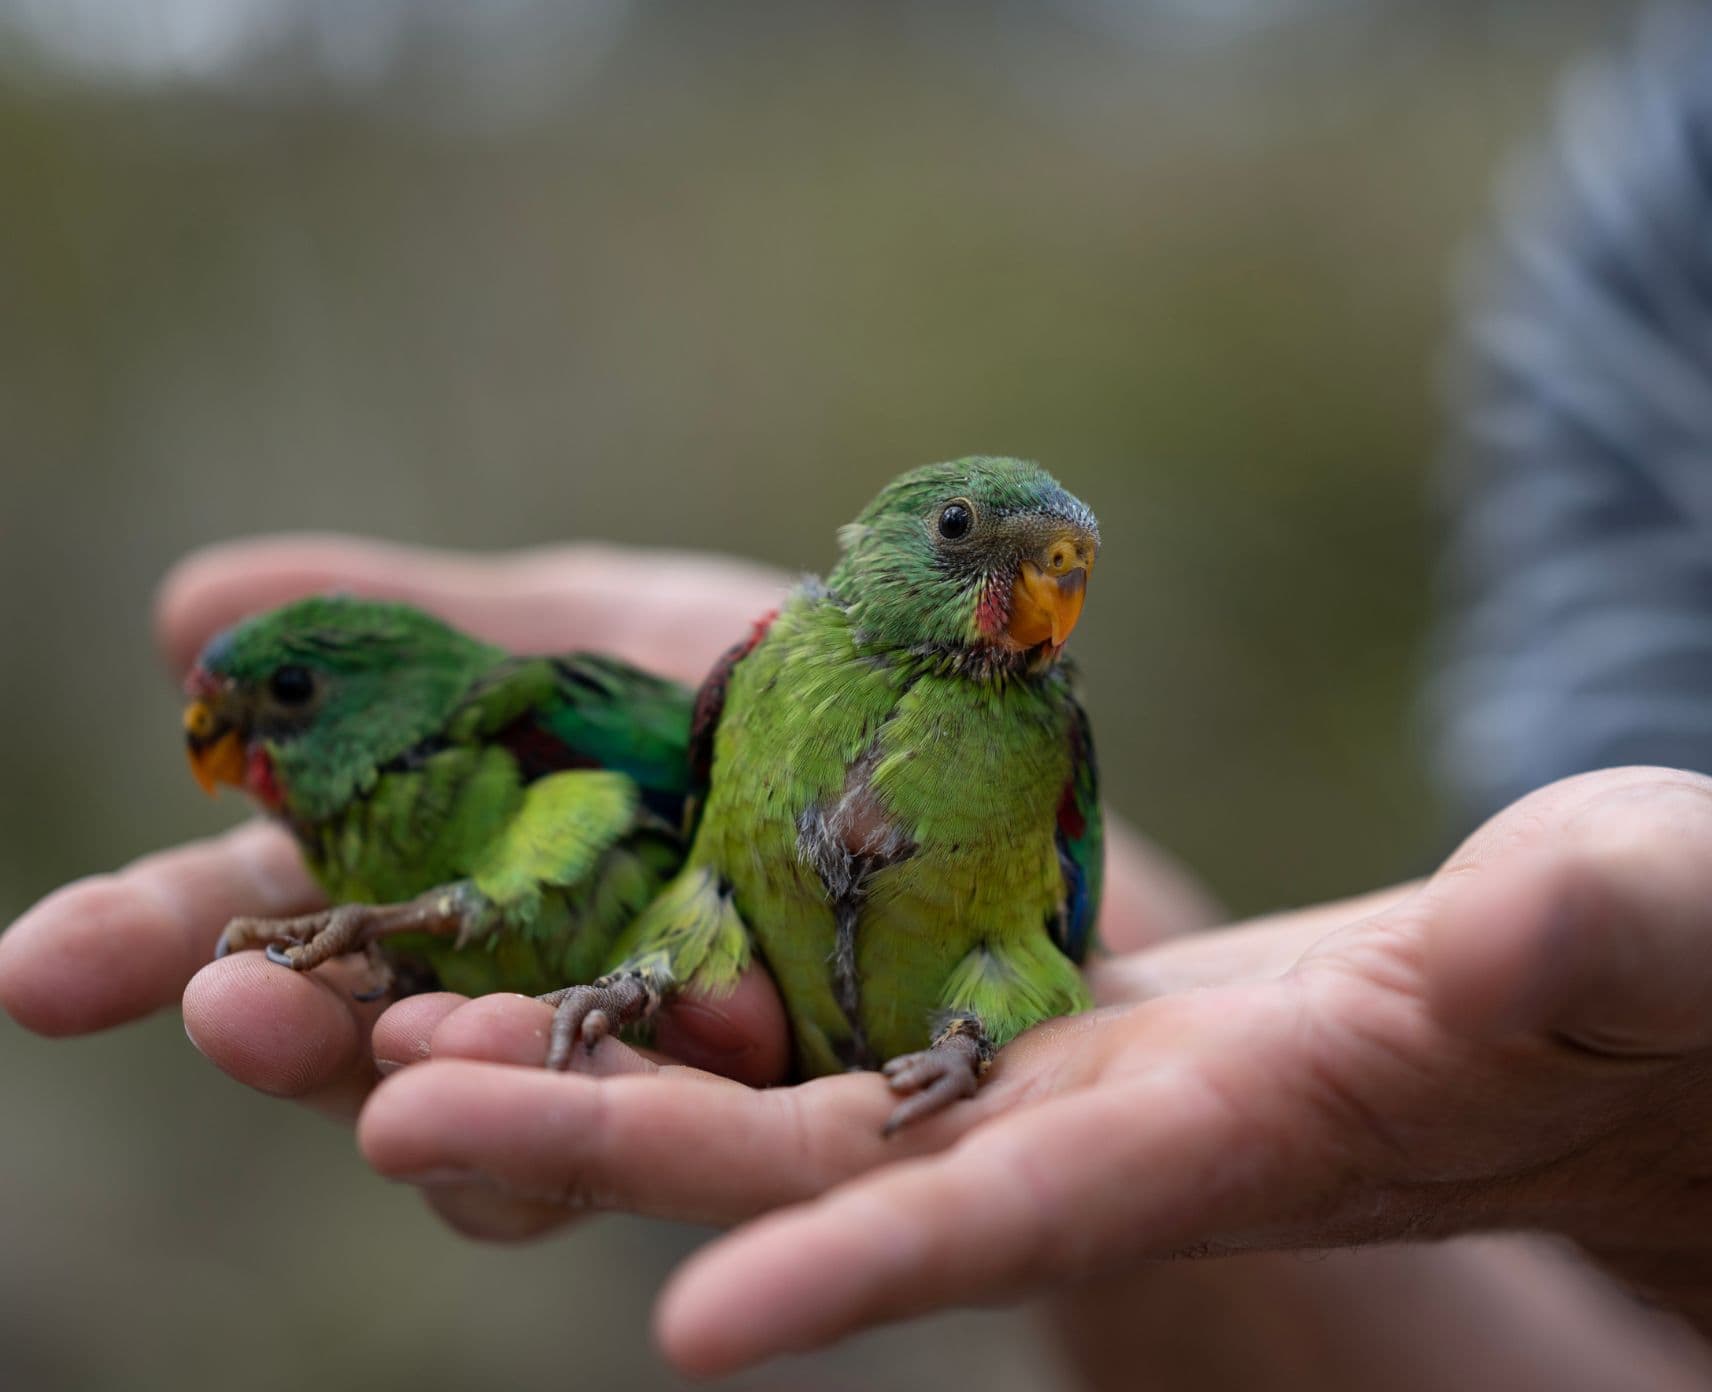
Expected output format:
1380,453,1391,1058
245,747,284,811
975,577,1011,639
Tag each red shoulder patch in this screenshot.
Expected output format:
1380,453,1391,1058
496,717,597,783
742,608,779,653
690,608,777,786
1056,779,1086,842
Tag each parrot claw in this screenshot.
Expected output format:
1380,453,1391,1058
217,912,316,964
215,909,354,970
537,970,662,1070
881,1014,994,1137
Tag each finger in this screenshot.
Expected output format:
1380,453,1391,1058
358,1058,954,1225
155,535,787,684
1097,818,1221,952
393,990,851,1246
422,968,791,1087
399,995,641,1248
419,1183,579,1244
371,992,468,1075
1092,881,1420,1005
428,994,665,1076
182,953,394,1121
653,1058,1255,1378
1425,768,1712,1055
0,820,321,1036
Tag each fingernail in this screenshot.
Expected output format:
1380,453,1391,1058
374,1058,403,1076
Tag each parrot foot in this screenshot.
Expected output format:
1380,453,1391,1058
217,886,477,975
537,969,663,1070
880,1014,994,1137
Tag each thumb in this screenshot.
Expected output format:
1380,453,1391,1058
1425,769,1712,1056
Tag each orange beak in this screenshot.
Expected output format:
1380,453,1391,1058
1006,530,1095,652
184,701,245,796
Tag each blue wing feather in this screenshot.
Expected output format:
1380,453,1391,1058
1053,696,1103,964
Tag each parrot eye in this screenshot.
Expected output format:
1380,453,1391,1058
268,665,316,706
937,501,974,541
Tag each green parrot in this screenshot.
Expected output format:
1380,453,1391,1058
182,595,693,1041
545,457,1104,1132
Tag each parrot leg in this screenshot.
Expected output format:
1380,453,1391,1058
880,1013,995,1136
537,968,663,1070
216,884,481,973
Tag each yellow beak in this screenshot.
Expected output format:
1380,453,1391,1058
1006,531,1094,651
184,701,245,796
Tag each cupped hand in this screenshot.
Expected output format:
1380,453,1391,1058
0,532,1216,1261
358,765,1712,1377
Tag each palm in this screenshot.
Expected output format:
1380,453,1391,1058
361,767,1712,1375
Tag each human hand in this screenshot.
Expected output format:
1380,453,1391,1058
358,765,1712,1376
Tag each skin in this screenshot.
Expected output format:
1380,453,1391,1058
5,536,1712,1389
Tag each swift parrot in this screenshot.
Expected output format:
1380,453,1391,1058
548,457,1104,1132
181,596,693,1007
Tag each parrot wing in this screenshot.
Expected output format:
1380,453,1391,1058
468,768,644,924
439,654,695,933
1053,694,1103,964
448,653,695,824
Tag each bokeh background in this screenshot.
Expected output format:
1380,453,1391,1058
0,2,1645,1388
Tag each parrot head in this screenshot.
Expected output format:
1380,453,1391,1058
182,595,498,820
829,457,1100,666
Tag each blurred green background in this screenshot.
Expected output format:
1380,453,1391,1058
0,2,1640,1388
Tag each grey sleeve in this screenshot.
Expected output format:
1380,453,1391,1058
1431,2,1712,829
